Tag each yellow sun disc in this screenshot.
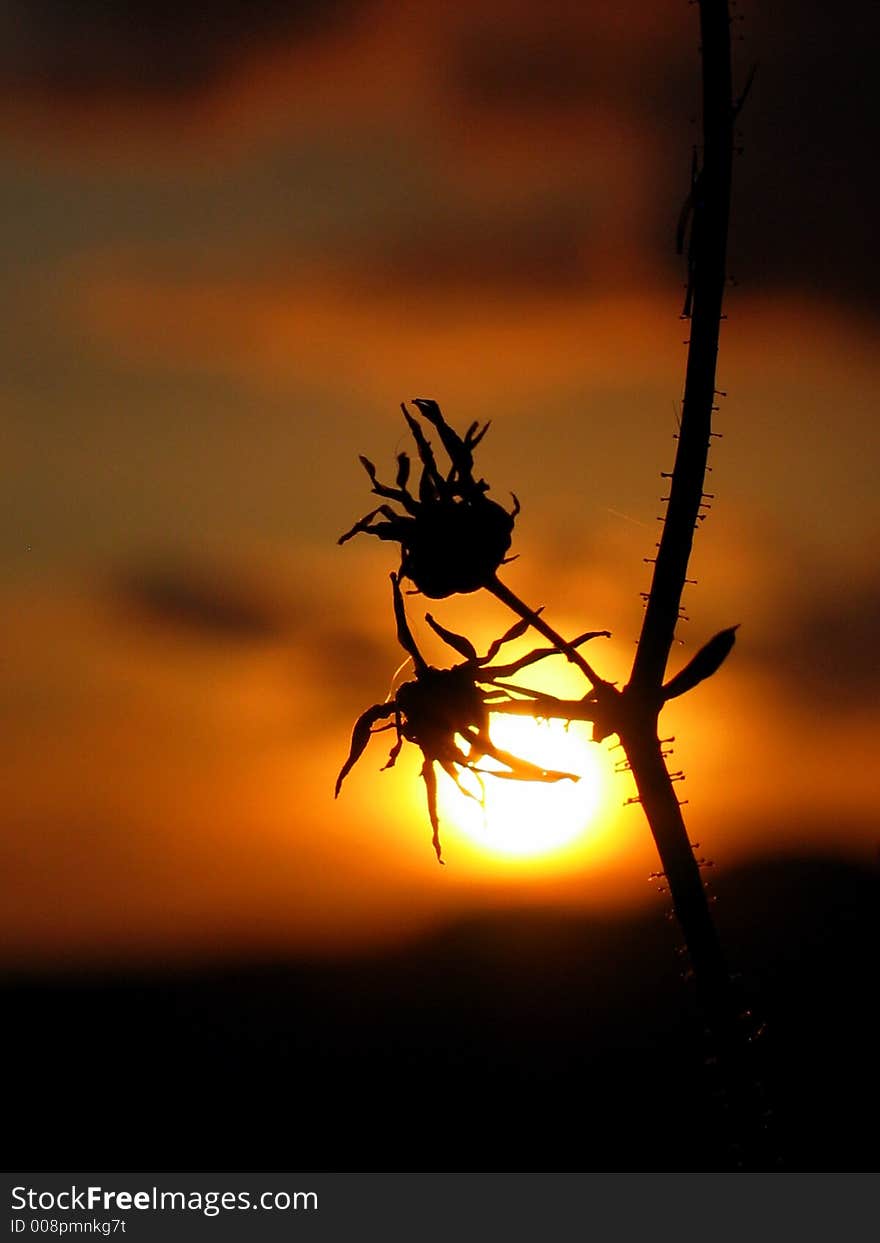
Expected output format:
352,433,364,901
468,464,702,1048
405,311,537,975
437,712,604,859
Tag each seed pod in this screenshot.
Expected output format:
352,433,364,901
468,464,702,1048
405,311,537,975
400,493,516,598
339,399,520,598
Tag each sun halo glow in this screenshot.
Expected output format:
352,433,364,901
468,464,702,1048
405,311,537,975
437,711,606,860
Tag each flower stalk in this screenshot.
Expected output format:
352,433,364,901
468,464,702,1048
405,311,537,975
622,0,736,1033
485,573,614,703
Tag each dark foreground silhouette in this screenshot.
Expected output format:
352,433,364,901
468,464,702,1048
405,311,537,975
4,852,878,1172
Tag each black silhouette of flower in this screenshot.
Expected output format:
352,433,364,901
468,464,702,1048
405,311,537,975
339,398,519,599
335,575,604,861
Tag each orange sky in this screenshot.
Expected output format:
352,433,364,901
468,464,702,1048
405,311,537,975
2,1,879,967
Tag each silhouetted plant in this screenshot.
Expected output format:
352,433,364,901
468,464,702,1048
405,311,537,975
339,397,520,599
336,572,607,860
340,397,612,702
337,0,769,1166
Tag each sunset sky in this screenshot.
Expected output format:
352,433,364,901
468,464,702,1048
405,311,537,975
3,0,879,967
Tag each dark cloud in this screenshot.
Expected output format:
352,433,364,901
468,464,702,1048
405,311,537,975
111,562,292,642
108,560,395,710
724,3,880,305
454,26,604,111
0,0,364,100
2,1,877,318
355,203,593,295
5,852,879,1167
450,3,880,305
306,627,395,711
451,10,692,119
754,573,880,709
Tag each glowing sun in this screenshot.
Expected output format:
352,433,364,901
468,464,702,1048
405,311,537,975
437,713,605,859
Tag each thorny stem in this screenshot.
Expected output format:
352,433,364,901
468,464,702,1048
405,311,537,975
596,0,729,890
615,0,771,1164
622,0,734,989
620,709,774,1165
631,0,733,692
620,707,732,1018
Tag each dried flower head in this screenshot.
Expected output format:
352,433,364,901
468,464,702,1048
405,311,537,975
334,575,605,861
339,398,519,599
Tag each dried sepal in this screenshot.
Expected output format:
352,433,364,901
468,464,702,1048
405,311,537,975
335,702,396,797
424,613,478,663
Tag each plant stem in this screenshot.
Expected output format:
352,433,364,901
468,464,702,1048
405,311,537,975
612,0,773,1162
631,0,734,692
620,710,730,1012
487,573,613,699
622,0,734,997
